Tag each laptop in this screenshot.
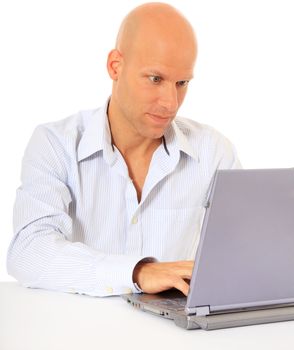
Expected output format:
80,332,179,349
122,168,294,330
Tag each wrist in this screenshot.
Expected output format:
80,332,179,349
132,257,157,292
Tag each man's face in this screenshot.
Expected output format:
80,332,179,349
112,36,196,140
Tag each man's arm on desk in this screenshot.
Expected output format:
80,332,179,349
6,126,151,297
7,126,192,298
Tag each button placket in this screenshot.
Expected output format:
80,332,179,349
125,209,142,254
131,216,138,224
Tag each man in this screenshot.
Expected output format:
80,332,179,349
7,3,240,297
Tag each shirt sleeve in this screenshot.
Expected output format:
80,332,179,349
7,126,152,297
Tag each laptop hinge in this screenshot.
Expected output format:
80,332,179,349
186,305,211,316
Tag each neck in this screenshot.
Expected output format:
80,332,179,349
107,98,162,157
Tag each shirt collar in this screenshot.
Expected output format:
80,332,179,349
77,99,110,162
164,120,199,161
77,98,199,162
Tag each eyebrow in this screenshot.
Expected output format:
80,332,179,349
144,69,194,81
147,70,166,78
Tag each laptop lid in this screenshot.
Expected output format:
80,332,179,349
186,168,294,316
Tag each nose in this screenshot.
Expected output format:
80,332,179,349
158,83,179,114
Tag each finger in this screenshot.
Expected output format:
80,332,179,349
173,277,190,296
181,273,192,280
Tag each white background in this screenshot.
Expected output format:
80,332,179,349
0,0,293,281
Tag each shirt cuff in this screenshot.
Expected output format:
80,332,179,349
89,255,157,297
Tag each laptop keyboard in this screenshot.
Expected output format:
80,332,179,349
146,297,186,310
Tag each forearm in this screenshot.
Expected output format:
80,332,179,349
7,224,146,297
8,126,148,297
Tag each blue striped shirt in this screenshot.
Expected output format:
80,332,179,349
7,99,241,296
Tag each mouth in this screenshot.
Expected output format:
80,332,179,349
146,113,172,126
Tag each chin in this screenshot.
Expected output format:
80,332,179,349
144,128,166,140
138,118,171,139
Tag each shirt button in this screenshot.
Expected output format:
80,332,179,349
106,287,113,294
132,216,138,224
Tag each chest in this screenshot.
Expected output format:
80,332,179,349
69,154,209,260
72,152,210,219
125,155,153,202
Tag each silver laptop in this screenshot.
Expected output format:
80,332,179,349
122,168,294,330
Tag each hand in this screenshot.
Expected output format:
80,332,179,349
132,260,194,296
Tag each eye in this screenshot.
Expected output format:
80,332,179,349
149,76,162,84
176,80,190,87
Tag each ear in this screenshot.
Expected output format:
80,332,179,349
107,49,123,81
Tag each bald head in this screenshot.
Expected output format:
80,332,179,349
107,3,197,142
115,2,197,63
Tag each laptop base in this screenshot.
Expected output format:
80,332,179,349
122,293,294,330
175,305,294,330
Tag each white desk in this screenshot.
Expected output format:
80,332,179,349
0,282,293,350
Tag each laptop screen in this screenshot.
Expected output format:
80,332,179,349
187,168,294,314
